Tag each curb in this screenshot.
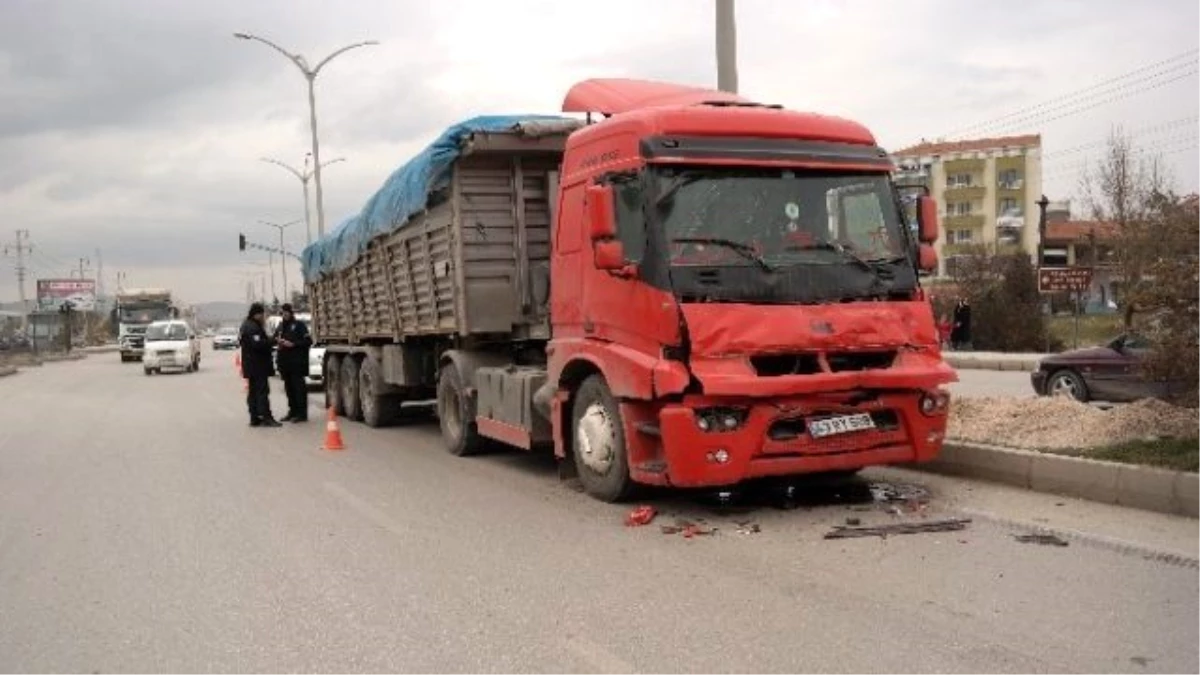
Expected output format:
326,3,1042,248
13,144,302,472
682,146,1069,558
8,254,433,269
914,441,1198,518
944,354,1042,373
0,366,17,378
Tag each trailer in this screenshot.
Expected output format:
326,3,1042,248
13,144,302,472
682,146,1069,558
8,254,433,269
304,79,956,502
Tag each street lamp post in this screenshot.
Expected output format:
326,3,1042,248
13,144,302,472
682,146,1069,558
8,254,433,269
258,219,301,302
233,33,377,239
260,155,346,247
715,0,738,94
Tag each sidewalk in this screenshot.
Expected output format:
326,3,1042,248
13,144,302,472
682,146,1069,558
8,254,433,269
944,351,1047,372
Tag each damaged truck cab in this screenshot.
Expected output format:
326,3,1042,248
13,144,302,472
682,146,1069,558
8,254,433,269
304,78,956,503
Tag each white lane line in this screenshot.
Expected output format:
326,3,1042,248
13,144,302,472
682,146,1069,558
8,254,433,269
563,635,637,674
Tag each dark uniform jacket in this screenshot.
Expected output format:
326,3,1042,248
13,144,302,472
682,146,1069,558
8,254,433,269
239,318,275,379
273,318,312,373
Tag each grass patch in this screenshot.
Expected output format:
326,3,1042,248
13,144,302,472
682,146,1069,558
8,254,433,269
1048,313,1123,351
1078,437,1199,473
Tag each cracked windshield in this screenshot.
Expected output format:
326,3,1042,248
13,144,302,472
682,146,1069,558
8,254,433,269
0,0,1196,673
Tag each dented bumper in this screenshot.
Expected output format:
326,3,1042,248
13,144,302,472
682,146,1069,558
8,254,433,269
624,390,949,488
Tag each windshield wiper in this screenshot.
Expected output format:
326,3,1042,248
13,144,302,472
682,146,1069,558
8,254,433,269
671,237,774,272
784,240,879,273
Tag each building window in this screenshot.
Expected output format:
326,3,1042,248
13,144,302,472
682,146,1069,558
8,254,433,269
946,201,972,216
951,229,974,244
947,173,973,188
999,169,1022,189
999,197,1020,216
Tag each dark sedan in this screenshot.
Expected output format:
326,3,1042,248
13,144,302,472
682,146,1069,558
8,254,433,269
1031,333,1172,402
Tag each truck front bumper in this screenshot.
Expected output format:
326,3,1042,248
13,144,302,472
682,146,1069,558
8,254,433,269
624,390,950,488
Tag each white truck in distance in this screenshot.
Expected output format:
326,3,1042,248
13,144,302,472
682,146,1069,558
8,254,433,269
115,288,174,362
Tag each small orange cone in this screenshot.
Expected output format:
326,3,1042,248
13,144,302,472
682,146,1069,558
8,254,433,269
322,406,346,451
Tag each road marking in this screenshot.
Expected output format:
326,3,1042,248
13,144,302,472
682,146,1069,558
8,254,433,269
955,506,1199,568
322,480,410,539
563,635,636,674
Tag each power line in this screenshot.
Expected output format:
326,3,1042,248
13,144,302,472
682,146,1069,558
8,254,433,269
945,48,1198,138
1042,115,1200,160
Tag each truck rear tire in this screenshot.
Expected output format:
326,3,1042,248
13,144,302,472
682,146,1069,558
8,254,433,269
437,364,486,456
359,356,399,428
340,356,363,421
325,354,344,415
571,375,635,503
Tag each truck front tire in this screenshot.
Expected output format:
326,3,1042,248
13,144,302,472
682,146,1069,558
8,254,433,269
437,364,486,456
571,375,635,502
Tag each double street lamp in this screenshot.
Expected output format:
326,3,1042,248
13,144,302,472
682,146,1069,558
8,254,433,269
233,32,378,240
259,154,345,247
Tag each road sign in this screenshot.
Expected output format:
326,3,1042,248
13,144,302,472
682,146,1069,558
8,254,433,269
1038,267,1093,293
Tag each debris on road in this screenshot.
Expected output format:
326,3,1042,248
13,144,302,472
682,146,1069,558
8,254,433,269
949,396,1199,450
869,482,930,504
845,517,862,526
735,521,762,535
823,518,971,540
1013,533,1070,547
660,518,717,538
624,505,657,527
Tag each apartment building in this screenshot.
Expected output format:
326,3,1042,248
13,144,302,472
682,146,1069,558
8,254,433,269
893,134,1043,277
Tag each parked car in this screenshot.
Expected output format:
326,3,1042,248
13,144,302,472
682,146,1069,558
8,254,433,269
212,326,239,350
142,320,201,375
1031,333,1172,402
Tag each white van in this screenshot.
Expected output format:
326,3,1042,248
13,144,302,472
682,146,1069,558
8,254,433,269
142,320,201,375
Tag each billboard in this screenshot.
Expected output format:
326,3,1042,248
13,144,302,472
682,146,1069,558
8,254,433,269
36,278,97,311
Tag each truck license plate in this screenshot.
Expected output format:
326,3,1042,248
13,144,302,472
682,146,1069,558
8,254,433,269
809,413,875,439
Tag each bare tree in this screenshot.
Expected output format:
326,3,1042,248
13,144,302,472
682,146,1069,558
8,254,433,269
1081,127,1171,328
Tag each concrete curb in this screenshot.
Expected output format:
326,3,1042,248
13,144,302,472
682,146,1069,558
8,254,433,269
0,366,17,378
944,354,1043,373
914,441,1198,518
39,353,87,363
84,345,121,354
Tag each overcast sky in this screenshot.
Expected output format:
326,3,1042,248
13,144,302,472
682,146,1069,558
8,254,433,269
1,0,1196,304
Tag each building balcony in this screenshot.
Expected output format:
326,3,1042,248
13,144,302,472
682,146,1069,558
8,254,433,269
944,185,987,200
944,213,985,229
943,242,985,256
997,179,1024,191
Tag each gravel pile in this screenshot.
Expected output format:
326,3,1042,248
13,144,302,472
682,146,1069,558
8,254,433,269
947,396,1200,450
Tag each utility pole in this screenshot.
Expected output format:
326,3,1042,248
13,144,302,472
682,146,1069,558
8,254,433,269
258,219,300,302
3,229,32,325
233,33,378,239
716,0,739,94
260,155,346,247
95,248,104,301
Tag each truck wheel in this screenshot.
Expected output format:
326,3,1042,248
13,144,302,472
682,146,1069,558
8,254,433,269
340,356,363,421
437,364,486,456
144,367,152,376
325,354,344,415
359,357,399,428
571,375,635,502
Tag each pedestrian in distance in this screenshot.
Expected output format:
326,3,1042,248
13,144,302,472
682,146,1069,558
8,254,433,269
951,296,972,351
240,302,281,427
273,303,312,423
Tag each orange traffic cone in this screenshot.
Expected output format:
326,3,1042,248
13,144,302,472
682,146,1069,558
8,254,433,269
322,406,346,451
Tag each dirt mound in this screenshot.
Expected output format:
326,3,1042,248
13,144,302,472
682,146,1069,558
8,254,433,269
947,396,1199,450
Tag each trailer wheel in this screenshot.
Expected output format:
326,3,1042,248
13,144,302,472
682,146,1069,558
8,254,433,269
340,356,363,421
437,364,486,456
571,375,635,502
325,354,344,415
359,356,399,428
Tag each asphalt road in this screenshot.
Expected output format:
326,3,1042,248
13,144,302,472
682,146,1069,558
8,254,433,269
0,350,1196,673
949,368,1035,399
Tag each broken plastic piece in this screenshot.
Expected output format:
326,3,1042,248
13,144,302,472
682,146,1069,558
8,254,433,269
824,518,971,540
1013,533,1069,547
624,505,657,527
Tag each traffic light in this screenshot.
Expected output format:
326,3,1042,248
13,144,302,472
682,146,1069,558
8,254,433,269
238,233,246,251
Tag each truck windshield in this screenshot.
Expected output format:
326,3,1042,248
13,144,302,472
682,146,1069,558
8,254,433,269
120,306,172,324
638,167,917,304
656,167,906,267
146,324,187,341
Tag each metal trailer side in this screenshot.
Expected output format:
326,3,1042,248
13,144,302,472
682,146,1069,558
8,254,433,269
308,126,571,427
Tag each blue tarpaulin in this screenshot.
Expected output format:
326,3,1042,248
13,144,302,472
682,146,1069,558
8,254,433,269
300,114,575,283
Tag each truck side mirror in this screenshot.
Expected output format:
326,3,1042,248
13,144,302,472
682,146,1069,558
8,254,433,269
917,195,939,244
918,244,938,273
586,184,617,241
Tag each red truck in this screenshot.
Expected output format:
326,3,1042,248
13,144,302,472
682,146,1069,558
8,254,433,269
303,78,956,502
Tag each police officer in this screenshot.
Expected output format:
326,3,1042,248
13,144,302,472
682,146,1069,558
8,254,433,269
240,302,281,427
273,303,312,422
